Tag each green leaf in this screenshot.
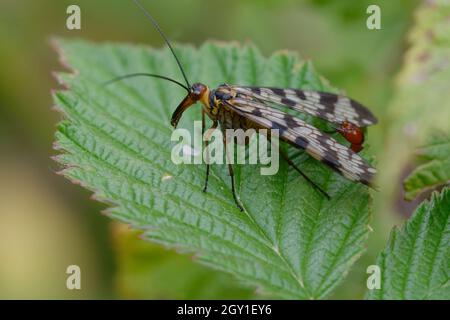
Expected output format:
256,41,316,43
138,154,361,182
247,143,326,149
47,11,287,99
53,39,372,299
366,187,450,300
404,135,450,200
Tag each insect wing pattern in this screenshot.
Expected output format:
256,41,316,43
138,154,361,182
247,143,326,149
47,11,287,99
221,88,377,186
232,86,378,128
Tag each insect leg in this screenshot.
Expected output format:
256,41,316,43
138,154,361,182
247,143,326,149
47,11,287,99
279,148,331,200
202,110,208,192
202,111,218,193
223,135,244,211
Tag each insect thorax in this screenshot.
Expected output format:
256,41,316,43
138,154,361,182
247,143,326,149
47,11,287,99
203,85,235,121
206,86,257,135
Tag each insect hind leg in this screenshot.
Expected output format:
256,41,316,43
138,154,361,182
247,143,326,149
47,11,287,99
227,162,244,211
279,148,331,200
223,135,244,211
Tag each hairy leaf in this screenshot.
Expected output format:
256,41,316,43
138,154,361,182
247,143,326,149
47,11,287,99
404,135,450,200
366,188,450,300
53,39,372,299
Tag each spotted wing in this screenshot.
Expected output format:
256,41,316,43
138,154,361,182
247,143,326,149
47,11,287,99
231,86,378,127
223,95,377,186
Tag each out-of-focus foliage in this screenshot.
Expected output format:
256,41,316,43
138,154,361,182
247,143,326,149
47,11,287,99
404,135,450,200
366,187,450,300
112,224,255,299
376,0,450,225
388,1,450,137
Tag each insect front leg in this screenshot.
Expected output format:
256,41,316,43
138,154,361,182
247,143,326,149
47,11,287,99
202,110,218,193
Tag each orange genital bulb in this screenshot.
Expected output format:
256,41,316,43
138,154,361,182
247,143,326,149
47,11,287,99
337,121,365,153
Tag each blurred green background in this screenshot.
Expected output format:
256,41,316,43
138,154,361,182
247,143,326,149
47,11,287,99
0,0,425,299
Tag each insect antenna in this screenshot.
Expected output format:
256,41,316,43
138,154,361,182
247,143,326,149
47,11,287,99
132,0,191,88
103,72,190,92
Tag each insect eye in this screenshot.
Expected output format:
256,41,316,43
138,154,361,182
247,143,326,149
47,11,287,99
191,90,200,98
191,83,206,98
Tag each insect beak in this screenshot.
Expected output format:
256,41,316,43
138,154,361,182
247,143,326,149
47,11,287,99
170,94,196,128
